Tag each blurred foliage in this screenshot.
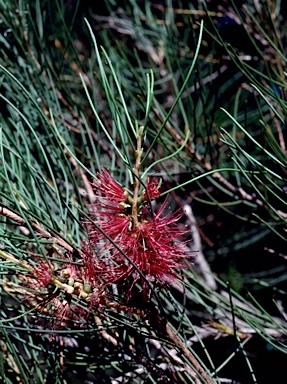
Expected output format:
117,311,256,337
0,0,287,383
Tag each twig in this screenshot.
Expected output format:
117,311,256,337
0,205,75,253
166,323,214,384
131,126,144,227
184,204,217,291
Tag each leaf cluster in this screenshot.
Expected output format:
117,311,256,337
0,0,287,383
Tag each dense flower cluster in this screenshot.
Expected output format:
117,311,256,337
85,168,189,287
15,168,190,332
26,168,189,326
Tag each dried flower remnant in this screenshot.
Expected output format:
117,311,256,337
85,169,189,288
37,296,90,339
52,298,89,330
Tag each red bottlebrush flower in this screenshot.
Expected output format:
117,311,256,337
86,169,132,251
106,200,189,284
59,253,78,286
83,168,190,287
81,240,98,292
92,214,131,246
33,261,53,287
142,178,161,201
60,264,78,287
92,168,128,208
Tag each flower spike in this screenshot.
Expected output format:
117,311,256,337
84,169,190,289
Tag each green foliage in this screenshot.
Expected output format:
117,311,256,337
1,0,287,383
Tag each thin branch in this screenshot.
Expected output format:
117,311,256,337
184,204,217,291
166,323,214,384
0,205,75,253
131,126,144,227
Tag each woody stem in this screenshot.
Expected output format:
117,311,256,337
166,323,214,384
131,126,144,228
